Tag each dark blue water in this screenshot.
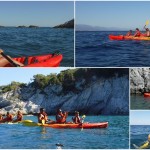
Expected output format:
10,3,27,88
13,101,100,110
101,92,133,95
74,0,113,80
76,31,150,67
0,27,74,66
131,95,150,110
131,125,150,149
0,115,129,149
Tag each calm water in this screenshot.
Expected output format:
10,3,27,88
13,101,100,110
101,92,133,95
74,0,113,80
0,115,129,149
130,125,150,149
130,95,150,109
0,27,74,66
76,31,150,67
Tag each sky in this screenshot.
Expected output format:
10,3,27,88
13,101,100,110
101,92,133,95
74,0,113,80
130,111,150,125
76,1,150,30
0,68,71,86
0,1,74,27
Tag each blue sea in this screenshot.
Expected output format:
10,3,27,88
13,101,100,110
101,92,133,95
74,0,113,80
0,115,129,149
76,31,150,67
0,27,74,66
130,125,150,149
131,95,150,110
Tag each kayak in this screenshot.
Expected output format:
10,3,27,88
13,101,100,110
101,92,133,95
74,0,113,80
109,35,150,41
144,93,150,97
22,121,108,129
4,53,63,67
133,141,150,149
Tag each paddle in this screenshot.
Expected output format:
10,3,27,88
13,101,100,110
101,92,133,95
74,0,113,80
81,115,86,130
0,49,21,67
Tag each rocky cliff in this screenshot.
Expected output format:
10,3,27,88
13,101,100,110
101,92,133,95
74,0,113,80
0,69,129,115
130,68,150,94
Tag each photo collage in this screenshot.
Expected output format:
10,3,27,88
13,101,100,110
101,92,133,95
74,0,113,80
0,1,150,149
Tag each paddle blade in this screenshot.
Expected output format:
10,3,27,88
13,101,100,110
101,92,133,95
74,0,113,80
146,20,149,26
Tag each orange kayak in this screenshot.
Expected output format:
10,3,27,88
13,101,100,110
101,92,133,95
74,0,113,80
22,121,108,129
144,93,150,97
42,122,108,129
109,35,150,41
4,53,63,67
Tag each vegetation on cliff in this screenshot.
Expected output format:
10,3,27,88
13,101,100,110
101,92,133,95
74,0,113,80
1,68,128,94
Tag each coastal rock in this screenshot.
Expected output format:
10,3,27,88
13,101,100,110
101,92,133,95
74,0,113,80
130,68,150,94
29,25,39,28
18,25,27,28
53,19,74,28
0,71,129,115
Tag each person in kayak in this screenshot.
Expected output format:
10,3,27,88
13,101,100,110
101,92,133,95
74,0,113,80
144,26,150,37
72,111,81,124
13,111,23,122
133,134,150,149
38,108,48,124
0,49,24,67
56,109,68,123
2,112,13,122
0,114,3,122
126,30,132,36
134,28,142,37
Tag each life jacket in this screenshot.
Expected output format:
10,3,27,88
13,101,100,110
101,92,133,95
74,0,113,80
72,116,81,124
136,31,141,36
17,114,23,121
38,112,47,123
56,113,66,123
5,114,13,122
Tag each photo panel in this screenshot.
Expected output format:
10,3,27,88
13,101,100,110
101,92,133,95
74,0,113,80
0,1,74,67
76,1,150,67
0,68,129,149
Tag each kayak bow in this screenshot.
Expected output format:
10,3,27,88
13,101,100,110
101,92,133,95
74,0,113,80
4,53,63,67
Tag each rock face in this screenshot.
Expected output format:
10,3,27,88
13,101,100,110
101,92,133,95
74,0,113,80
53,19,74,28
0,69,129,115
130,68,150,94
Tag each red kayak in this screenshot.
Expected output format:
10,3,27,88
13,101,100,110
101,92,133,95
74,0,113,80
42,122,108,129
4,53,63,67
109,35,150,41
144,93,150,97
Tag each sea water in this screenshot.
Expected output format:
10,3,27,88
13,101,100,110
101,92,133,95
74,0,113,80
0,115,129,149
76,31,150,67
0,27,74,66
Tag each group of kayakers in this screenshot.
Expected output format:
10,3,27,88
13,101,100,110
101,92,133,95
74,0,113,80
126,26,150,37
38,108,82,124
0,108,83,124
0,111,23,123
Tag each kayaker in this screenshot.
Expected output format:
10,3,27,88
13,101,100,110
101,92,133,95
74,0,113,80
0,49,24,67
38,108,48,124
56,109,68,123
2,112,13,122
134,28,142,37
72,111,81,124
13,111,23,122
126,30,132,36
144,26,150,37
0,114,3,122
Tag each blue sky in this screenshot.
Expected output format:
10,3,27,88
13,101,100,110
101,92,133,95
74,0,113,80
0,68,70,86
76,1,150,29
0,1,74,27
130,111,150,125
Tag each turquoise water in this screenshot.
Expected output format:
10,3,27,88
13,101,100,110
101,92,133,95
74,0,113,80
130,95,150,109
0,27,74,66
0,115,129,149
